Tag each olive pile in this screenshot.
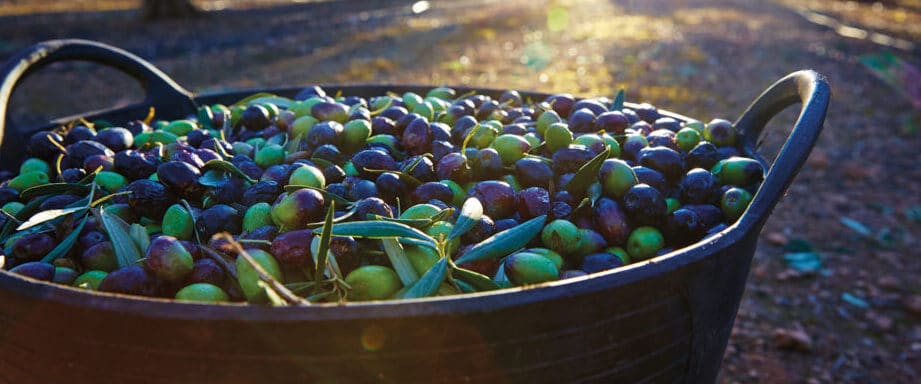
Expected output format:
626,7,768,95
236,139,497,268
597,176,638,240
0,86,762,304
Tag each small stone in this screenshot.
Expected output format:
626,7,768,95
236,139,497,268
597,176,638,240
764,231,788,246
904,295,921,316
866,311,894,332
877,275,901,291
773,328,812,352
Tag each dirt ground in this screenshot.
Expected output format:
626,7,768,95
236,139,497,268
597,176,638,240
1,0,920,382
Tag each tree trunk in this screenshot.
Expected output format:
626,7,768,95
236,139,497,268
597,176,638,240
141,0,199,21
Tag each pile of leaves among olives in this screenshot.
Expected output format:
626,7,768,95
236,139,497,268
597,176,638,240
0,86,763,304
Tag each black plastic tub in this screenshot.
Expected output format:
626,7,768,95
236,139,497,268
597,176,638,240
0,40,829,384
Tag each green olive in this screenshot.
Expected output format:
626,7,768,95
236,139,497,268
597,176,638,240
243,202,274,232
19,158,50,175
161,204,194,240
8,171,49,192
254,144,286,168
345,265,402,301
72,270,107,290
95,171,127,193
540,219,581,256
504,252,559,285
544,122,573,154
288,164,326,189
491,134,532,166
175,283,230,303
598,159,637,199
626,226,664,261
536,110,563,135
721,187,753,222
164,119,196,136
236,249,284,303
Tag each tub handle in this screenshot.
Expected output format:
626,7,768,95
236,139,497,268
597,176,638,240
0,39,197,166
734,70,831,229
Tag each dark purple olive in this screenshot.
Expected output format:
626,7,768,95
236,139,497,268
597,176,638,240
679,168,718,205
501,124,528,136
646,129,678,151
323,165,346,184
436,152,472,184
98,265,161,296
196,204,242,240
170,149,205,169
78,230,106,249
549,201,573,221
411,182,454,205
270,229,315,268
395,112,424,134
638,146,684,183
94,128,133,152
82,154,114,173
494,218,520,233
124,120,152,136
114,150,160,180
65,125,96,144
125,179,174,219
568,108,597,133
379,106,408,122
632,103,659,123
371,116,397,136
683,204,723,230
64,140,113,169
242,180,281,206
474,148,504,180
11,233,58,261
312,144,346,165
593,198,630,244
351,149,397,178
348,179,379,201
623,184,667,226
186,129,211,148
653,117,681,132
431,140,455,162
664,208,705,246
145,235,194,282
354,197,393,220
187,258,226,286
39,194,82,211
376,172,406,205
271,189,324,229
402,155,436,182
260,164,294,184
241,105,271,131
476,100,501,121
240,225,278,248
553,145,593,175
686,142,721,171
571,99,608,116
294,85,326,100
514,157,553,188
630,121,653,136
194,148,221,163
10,262,55,281
329,236,360,276
61,168,86,183
595,111,630,134
468,181,517,219
401,117,431,155
462,215,495,244
27,131,65,161
157,161,203,198
0,187,18,206
581,253,625,274
517,187,551,220
621,134,648,161
498,90,522,107
545,94,575,118
307,121,344,149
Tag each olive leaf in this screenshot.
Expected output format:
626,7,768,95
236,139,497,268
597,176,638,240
316,221,437,248
201,159,257,184
563,147,610,195
305,207,355,229
451,266,500,292
492,264,513,289
454,215,547,265
454,279,476,294
397,257,448,299
382,238,420,286
231,92,279,108
16,206,87,231
460,122,480,154
99,208,144,268
284,185,353,207
0,195,51,243
40,216,89,263
313,201,336,289
20,183,90,201
612,88,625,111
369,214,433,229
448,197,482,241
198,169,230,187
130,223,151,254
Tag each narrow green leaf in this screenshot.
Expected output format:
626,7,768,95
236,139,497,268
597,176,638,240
20,183,90,201
316,221,437,247
448,197,482,241
314,201,336,289
397,237,441,250
382,238,420,286
285,185,353,207
454,279,476,293
455,215,547,265
17,206,86,231
99,208,144,267
839,217,873,237
398,258,448,299
91,191,132,208
198,169,229,187
369,214,433,228
40,216,89,263
202,159,256,183
0,195,51,243
563,147,610,195
305,207,355,228
612,88,625,111
232,92,280,108
130,223,151,254
452,266,501,292
246,96,293,109
460,122,480,154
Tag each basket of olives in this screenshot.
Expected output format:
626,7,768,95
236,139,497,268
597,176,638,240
0,40,829,383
